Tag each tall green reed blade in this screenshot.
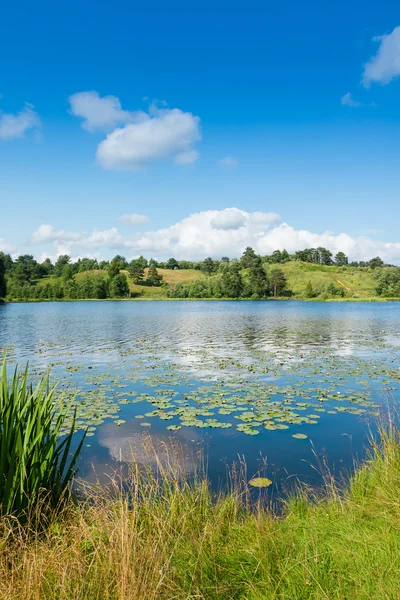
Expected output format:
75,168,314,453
0,355,86,520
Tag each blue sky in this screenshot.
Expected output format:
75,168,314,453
1,0,400,262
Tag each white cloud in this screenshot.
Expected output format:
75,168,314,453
26,209,400,265
69,91,201,170
96,106,201,170
340,92,361,107
362,26,400,86
126,210,400,264
0,103,40,140
218,156,238,167
119,213,149,225
31,224,83,245
30,224,122,256
68,91,135,131
0,237,13,253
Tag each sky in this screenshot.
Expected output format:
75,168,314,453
1,0,400,263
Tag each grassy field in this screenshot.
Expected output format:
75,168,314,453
279,262,378,298
1,426,400,599
124,268,206,297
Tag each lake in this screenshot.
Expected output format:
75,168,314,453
1,300,399,494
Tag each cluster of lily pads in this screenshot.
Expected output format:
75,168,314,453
4,323,398,442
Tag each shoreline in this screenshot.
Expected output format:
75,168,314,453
2,296,400,304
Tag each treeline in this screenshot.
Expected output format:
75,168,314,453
0,246,394,301
168,248,289,299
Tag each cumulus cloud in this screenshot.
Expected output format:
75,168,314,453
218,156,238,167
30,224,83,245
119,213,149,225
96,106,201,170
68,91,135,131
340,92,361,107
127,210,400,264
69,91,201,169
30,224,122,256
26,209,400,265
362,26,400,86
0,103,40,140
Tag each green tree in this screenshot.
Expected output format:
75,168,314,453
39,258,54,277
247,258,270,298
201,257,215,275
0,255,6,298
220,262,243,298
0,252,13,273
167,258,179,270
241,247,259,268
62,264,74,282
13,255,40,284
334,251,348,266
54,255,71,278
109,273,129,297
270,268,287,298
129,259,145,284
146,264,163,286
281,249,290,262
317,247,333,266
369,256,384,269
109,256,123,279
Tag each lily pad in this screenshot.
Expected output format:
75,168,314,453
249,477,272,488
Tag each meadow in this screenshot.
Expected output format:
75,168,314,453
1,425,400,600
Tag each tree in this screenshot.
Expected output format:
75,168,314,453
270,250,283,264
62,264,74,282
13,255,40,284
109,256,123,278
369,256,384,269
146,264,163,286
221,256,230,264
54,255,71,278
201,257,215,275
129,259,145,284
220,262,243,298
0,252,13,273
0,254,6,298
40,258,54,276
247,257,270,297
241,247,259,268
281,249,290,262
317,247,333,266
335,251,348,266
109,273,129,297
270,268,287,298
166,258,179,270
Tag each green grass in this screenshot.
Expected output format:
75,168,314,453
1,423,400,599
279,262,379,298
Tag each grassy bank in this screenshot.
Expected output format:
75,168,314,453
1,427,400,599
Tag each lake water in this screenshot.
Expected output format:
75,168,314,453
1,300,400,494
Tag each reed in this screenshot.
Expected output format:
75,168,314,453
0,356,85,520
